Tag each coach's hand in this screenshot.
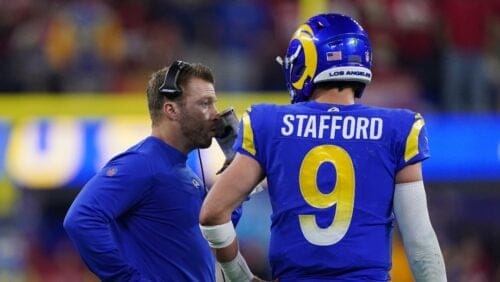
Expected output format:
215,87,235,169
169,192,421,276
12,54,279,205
215,107,238,158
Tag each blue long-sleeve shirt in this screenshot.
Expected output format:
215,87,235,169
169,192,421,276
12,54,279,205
64,136,215,281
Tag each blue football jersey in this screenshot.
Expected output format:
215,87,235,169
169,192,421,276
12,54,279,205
234,101,430,281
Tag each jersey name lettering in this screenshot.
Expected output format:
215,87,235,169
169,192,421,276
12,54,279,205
281,114,383,140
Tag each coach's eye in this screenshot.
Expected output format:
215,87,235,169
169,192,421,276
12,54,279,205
200,100,212,108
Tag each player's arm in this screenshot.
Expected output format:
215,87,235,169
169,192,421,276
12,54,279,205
200,152,265,282
394,162,447,282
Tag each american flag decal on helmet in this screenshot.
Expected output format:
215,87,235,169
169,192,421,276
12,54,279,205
327,51,342,61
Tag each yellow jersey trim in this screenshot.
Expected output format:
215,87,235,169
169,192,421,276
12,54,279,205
404,115,425,162
242,112,256,156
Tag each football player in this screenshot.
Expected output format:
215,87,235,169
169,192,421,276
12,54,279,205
200,13,446,282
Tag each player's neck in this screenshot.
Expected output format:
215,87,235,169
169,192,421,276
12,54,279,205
311,88,355,105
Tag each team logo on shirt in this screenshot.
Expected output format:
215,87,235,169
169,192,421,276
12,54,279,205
106,167,117,177
192,178,201,189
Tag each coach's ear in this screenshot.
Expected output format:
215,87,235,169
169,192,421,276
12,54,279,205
163,101,180,121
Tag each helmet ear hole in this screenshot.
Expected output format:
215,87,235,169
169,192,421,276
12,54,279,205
293,66,305,80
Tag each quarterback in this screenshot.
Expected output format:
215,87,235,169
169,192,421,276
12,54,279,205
200,13,446,282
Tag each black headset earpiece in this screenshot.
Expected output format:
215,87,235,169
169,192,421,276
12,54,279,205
159,60,190,98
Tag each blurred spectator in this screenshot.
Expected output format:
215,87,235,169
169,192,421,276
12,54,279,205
0,1,47,92
438,0,493,112
447,236,494,282
484,1,500,111
256,0,298,91
44,0,125,92
390,0,441,110
208,0,272,91
356,0,426,111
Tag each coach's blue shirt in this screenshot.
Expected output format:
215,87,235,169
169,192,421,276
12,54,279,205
235,102,430,281
64,136,214,281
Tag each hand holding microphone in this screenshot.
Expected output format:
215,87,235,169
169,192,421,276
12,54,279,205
215,107,239,174
214,107,266,194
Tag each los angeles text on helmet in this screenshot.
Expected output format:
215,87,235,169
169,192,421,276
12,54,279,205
329,70,371,79
281,114,383,140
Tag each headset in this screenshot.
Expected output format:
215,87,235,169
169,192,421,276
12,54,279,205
158,60,191,98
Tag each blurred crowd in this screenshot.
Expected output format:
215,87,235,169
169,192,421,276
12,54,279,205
1,0,500,281
0,0,499,111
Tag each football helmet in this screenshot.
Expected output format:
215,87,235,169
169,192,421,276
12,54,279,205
277,13,372,103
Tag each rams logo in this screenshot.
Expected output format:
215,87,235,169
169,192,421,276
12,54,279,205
289,24,317,91
192,178,201,189
106,167,117,177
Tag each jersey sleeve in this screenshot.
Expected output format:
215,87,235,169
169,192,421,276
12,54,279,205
395,112,430,171
63,152,153,280
233,105,268,167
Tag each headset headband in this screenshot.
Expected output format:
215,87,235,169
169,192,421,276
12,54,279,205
159,60,190,97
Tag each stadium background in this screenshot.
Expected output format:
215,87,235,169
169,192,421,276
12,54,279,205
0,0,499,281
